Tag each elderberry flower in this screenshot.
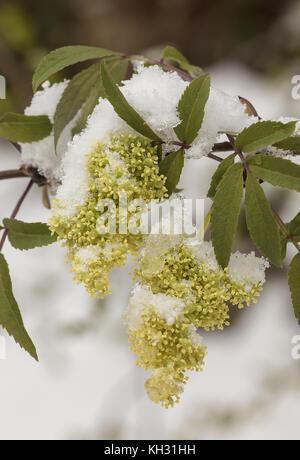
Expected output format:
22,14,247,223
123,285,206,408
125,236,269,407
135,238,269,329
50,134,167,297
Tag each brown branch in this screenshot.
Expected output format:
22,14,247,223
0,170,27,181
207,152,223,163
212,142,233,152
0,180,34,252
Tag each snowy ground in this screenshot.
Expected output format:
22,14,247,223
0,64,300,440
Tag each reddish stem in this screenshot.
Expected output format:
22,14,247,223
0,180,34,252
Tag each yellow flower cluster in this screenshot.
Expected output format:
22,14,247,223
49,133,168,297
126,305,206,408
135,241,263,331
126,239,263,407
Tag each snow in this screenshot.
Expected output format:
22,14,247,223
190,240,269,288
20,81,72,183
228,251,270,290
124,284,186,328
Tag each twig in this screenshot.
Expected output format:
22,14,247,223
0,180,34,252
0,170,27,181
10,142,21,153
207,152,223,163
212,142,233,152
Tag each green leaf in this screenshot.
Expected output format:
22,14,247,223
72,59,129,137
174,73,210,144
101,61,161,141
161,45,202,77
211,163,244,268
288,212,300,240
274,136,300,152
54,63,101,147
247,154,300,192
155,142,163,163
288,253,300,325
159,149,184,196
0,254,38,360
280,231,288,260
3,219,57,250
281,213,300,254
279,213,300,259
245,172,282,267
71,87,99,137
207,154,235,198
0,113,52,143
33,46,122,92
235,121,297,153
198,209,212,241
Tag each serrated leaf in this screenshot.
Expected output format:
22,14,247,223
0,254,38,360
174,73,210,145
274,136,300,152
3,219,57,250
33,46,122,92
235,121,297,153
211,163,244,268
159,149,184,196
207,154,235,198
161,45,202,77
288,253,300,325
72,59,129,137
101,61,161,141
71,87,99,137
245,172,282,267
0,113,52,143
54,63,101,147
247,154,300,192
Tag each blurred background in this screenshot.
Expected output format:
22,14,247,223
0,0,300,440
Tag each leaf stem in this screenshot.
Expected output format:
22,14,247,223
227,133,249,170
0,180,34,252
271,207,300,254
131,55,193,82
